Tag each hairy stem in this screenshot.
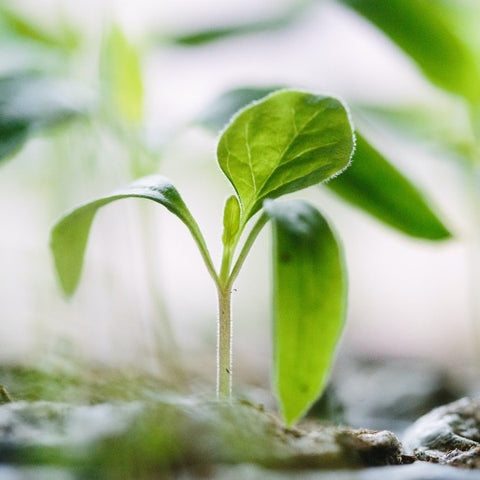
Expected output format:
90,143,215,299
217,286,232,399
215,212,269,398
228,213,268,288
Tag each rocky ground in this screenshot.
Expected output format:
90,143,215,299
1,358,479,479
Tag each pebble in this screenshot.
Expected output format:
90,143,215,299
403,397,480,467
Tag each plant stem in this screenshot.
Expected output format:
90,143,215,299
217,286,232,399
215,213,269,398
228,213,268,288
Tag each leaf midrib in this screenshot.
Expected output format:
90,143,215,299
244,107,325,216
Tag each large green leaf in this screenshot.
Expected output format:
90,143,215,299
327,134,452,240
201,86,452,239
0,73,87,163
101,24,144,125
338,0,480,103
265,199,346,425
51,175,207,296
217,89,354,223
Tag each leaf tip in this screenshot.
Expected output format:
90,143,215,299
49,225,78,299
424,224,453,241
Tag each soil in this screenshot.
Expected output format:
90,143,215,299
0,358,478,479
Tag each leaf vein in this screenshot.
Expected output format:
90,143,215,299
256,109,323,201
281,141,339,166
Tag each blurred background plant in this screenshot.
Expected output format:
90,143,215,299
1,0,478,391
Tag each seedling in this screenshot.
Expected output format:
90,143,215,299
50,89,355,425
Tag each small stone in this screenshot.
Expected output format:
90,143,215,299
335,429,403,466
403,397,480,467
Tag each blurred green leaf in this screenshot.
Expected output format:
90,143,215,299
265,199,346,425
447,2,480,68
338,0,480,103
101,24,144,125
327,133,452,240
0,4,79,51
354,103,476,160
197,86,281,131
169,1,310,46
0,122,29,161
217,89,354,223
50,175,207,296
0,73,88,163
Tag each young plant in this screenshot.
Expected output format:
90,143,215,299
50,89,354,425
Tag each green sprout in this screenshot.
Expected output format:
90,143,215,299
50,89,355,425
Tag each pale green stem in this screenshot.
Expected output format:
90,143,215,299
187,224,220,289
219,244,233,285
215,213,269,399
216,236,235,399
217,286,232,398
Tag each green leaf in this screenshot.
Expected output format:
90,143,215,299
51,175,207,296
101,24,144,125
265,199,346,425
0,73,87,163
354,103,475,161
326,133,452,240
217,89,355,223
0,121,29,161
202,87,451,240
447,2,480,70
338,0,480,102
0,4,79,51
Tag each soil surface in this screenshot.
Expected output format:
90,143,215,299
0,360,478,479
0,398,404,473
